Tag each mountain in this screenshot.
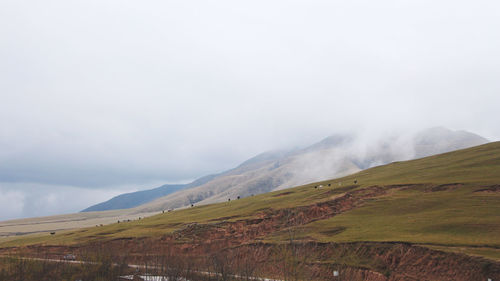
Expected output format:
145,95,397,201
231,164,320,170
350,126,489,169
8,141,500,281
83,127,488,213
82,184,185,212
82,174,217,212
413,126,489,158
130,127,488,213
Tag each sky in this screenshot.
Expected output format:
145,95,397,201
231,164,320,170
1,0,499,220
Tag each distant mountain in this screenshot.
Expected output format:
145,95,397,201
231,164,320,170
131,127,488,213
83,127,489,213
412,127,489,158
81,174,217,212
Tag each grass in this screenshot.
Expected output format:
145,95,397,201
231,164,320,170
302,184,500,246
2,142,500,261
424,245,500,262
335,141,500,186
0,184,336,246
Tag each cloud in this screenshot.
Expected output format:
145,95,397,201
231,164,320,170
0,0,499,219
0,182,135,220
0,189,25,221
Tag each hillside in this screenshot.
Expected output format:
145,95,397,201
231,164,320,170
3,141,500,280
84,127,488,213
2,141,500,280
81,175,217,212
3,141,499,247
81,184,186,212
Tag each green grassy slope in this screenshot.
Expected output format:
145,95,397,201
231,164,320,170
2,142,500,259
339,140,500,185
302,185,500,244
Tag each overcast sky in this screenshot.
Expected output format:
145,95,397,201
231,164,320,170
1,0,499,220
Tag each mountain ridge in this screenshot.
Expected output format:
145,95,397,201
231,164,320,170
81,174,218,212
83,127,488,213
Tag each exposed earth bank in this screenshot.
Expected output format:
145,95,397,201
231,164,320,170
2,184,500,280
5,240,499,281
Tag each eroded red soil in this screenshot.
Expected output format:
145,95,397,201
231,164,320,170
3,184,500,280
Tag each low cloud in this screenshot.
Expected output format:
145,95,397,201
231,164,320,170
0,0,499,220
0,182,137,221
0,189,25,220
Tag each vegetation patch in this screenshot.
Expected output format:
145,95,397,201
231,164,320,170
425,183,463,192
474,185,500,193
273,191,294,197
319,226,346,236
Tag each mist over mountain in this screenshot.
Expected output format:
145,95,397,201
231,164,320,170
84,127,488,212
413,127,489,158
